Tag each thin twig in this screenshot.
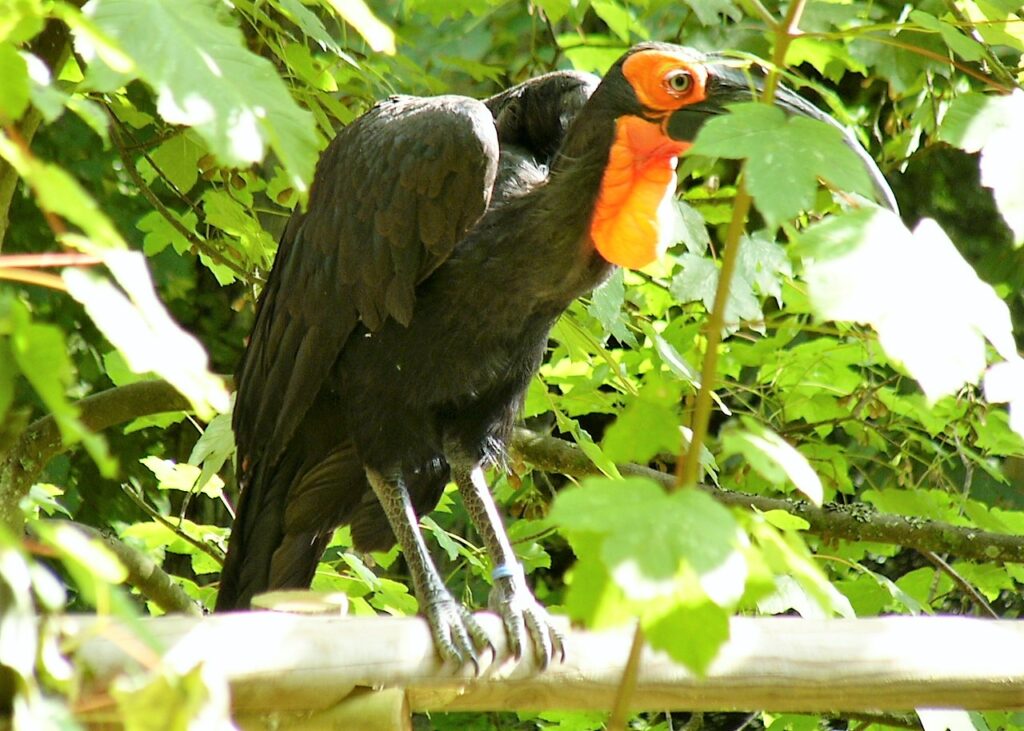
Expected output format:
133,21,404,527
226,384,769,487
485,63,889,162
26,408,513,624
607,623,646,730
921,550,998,619
0,252,102,267
120,480,225,565
0,268,67,289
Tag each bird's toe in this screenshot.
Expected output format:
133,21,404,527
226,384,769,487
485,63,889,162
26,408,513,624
426,596,494,671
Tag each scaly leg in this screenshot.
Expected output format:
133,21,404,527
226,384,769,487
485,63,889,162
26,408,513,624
365,468,492,667
450,461,566,667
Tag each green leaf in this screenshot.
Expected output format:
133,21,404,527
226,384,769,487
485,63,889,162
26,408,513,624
0,42,29,121
761,510,809,531
562,532,634,628
187,411,235,493
552,478,746,606
0,0,44,44
138,209,194,257
591,0,647,42
671,253,717,309
643,596,729,676
737,232,791,306
81,0,318,190
602,377,682,463
63,254,230,419
686,0,742,25
146,131,206,194
141,456,223,498
910,11,985,62
112,662,232,731
721,419,824,504
690,103,878,226
103,349,151,386
533,0,572,22
675,200,711,255
9,300,115,473
671,251,765,330
421,516,460,562
784,37,867,81
587,268,634,345
795,208,1016,399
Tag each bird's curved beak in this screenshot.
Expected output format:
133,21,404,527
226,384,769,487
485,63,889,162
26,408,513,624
665,61,898,213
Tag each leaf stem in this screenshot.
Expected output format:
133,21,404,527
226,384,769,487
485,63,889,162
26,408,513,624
607,623,646,730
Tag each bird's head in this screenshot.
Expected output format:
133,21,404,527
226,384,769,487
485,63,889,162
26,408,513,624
584,42,896,268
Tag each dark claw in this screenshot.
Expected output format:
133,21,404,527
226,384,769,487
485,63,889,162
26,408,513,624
425,595,494,671
489,576,566,667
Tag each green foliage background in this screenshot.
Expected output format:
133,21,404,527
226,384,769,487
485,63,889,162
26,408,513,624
1,0,1023,728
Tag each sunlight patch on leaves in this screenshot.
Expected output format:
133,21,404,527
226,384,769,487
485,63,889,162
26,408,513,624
796,207,1017,401
7,298,114,473
112,662,233,731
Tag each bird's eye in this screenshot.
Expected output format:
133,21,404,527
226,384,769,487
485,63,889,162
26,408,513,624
666,71,693,93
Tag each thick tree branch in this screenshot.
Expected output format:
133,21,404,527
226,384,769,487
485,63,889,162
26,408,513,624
53,520,203,616
510,428,1024,564
3,380,1024,567
0,380,193,531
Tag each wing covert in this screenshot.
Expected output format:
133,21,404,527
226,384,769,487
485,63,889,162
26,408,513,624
233,95,500,475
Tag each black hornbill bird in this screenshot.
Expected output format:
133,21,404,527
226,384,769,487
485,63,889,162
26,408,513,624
217,42,897,665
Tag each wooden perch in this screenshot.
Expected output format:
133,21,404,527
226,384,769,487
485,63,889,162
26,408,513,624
66,612,1024,726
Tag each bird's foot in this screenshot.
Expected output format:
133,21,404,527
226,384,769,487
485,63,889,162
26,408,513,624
489,564,566,668
424,593,494,670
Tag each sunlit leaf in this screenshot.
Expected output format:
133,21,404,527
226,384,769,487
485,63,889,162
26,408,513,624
722,419,824,504
984,358,1024,439
939,90,1024,244
795,207,1015,399
80,0,318,190
324,0,395,54
552,477,747,607
141,456,223,498
0,0,44,44
63,254,230,419
0,43,29,121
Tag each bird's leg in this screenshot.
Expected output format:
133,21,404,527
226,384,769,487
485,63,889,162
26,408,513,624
449,461,566,667
365,468,493,667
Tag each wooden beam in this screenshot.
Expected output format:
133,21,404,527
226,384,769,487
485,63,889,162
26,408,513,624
66,613,1024,720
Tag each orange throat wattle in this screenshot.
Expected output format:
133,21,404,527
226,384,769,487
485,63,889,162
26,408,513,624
590,115,689,269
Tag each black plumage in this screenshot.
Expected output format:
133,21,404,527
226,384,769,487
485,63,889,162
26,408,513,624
217,43,896,666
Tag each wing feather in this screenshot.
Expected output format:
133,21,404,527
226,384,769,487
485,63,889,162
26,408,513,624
233,94,500,491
